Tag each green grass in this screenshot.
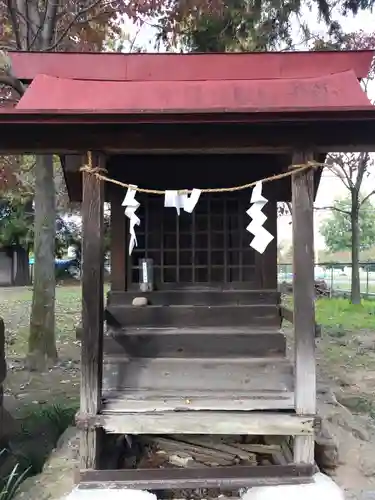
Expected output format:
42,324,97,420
316,297,375,331
0,285,83,358
0,286,88,498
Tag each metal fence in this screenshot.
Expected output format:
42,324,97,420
277,262,375,298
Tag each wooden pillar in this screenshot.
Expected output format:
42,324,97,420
110,186,127,291
255,200,278,290
291,152,316,464
80,152,105,470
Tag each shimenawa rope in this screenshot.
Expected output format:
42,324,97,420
80,151,324,195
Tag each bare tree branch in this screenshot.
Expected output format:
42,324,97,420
45,0,105,51
355,152,369,191
15,0,28,47
26,0,42,48
315,206,351,216
361,189,375,206
43,0,60,49
325,154,353,190
6,0,22,49
28,1,49,50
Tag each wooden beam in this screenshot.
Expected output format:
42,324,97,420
77,412,315,436
78,464,315,490
291,151,316,464
80,152,105,470
110,185,127,291
1,120,375,154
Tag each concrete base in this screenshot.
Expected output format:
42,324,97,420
242,473,344,500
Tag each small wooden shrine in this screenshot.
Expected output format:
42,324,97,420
1,49,375,492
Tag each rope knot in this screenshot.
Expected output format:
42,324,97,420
80,165,108,175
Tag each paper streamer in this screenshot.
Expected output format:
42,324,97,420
122,185,140,255
164,189,201,215
246,181,274,254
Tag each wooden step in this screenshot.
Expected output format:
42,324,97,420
106,304,281,328
104,327,286,358
103,357,293,393
101,389,295,412
108,289,280,306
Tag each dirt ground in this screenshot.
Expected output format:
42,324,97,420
1,287,375,500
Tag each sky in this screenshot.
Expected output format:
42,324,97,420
118,7,375,252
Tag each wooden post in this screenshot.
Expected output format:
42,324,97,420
255,199,278,290
80,152,105,470
291,152,316,464
110,186,127,291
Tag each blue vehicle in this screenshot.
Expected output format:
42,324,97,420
29,257,81,279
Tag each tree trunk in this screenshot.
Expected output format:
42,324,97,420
28,154,57,370
13,246,30,286
350,191,361,305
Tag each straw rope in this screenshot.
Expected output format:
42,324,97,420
80,151,325,195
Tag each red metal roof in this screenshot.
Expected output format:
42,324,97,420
16,70,372,114
10,50,374,82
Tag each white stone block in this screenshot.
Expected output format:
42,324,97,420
63,489,157,500
241,473,344,500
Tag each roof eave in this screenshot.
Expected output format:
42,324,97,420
1,107,375,125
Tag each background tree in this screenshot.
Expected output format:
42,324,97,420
320,153,375,305
312,31,375,305
321,197,375,253
0,1,125,370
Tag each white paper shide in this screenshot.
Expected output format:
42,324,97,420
122,185,140,255
246,181,274,254
164,189,201,215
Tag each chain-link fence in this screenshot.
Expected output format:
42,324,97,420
278,262,375,298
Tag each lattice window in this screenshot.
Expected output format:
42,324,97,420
129,193,255,288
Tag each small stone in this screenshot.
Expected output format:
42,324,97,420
132,297,148,307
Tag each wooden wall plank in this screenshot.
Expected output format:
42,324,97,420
291,152,316,464
110,185,127,291
80,152,105,469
